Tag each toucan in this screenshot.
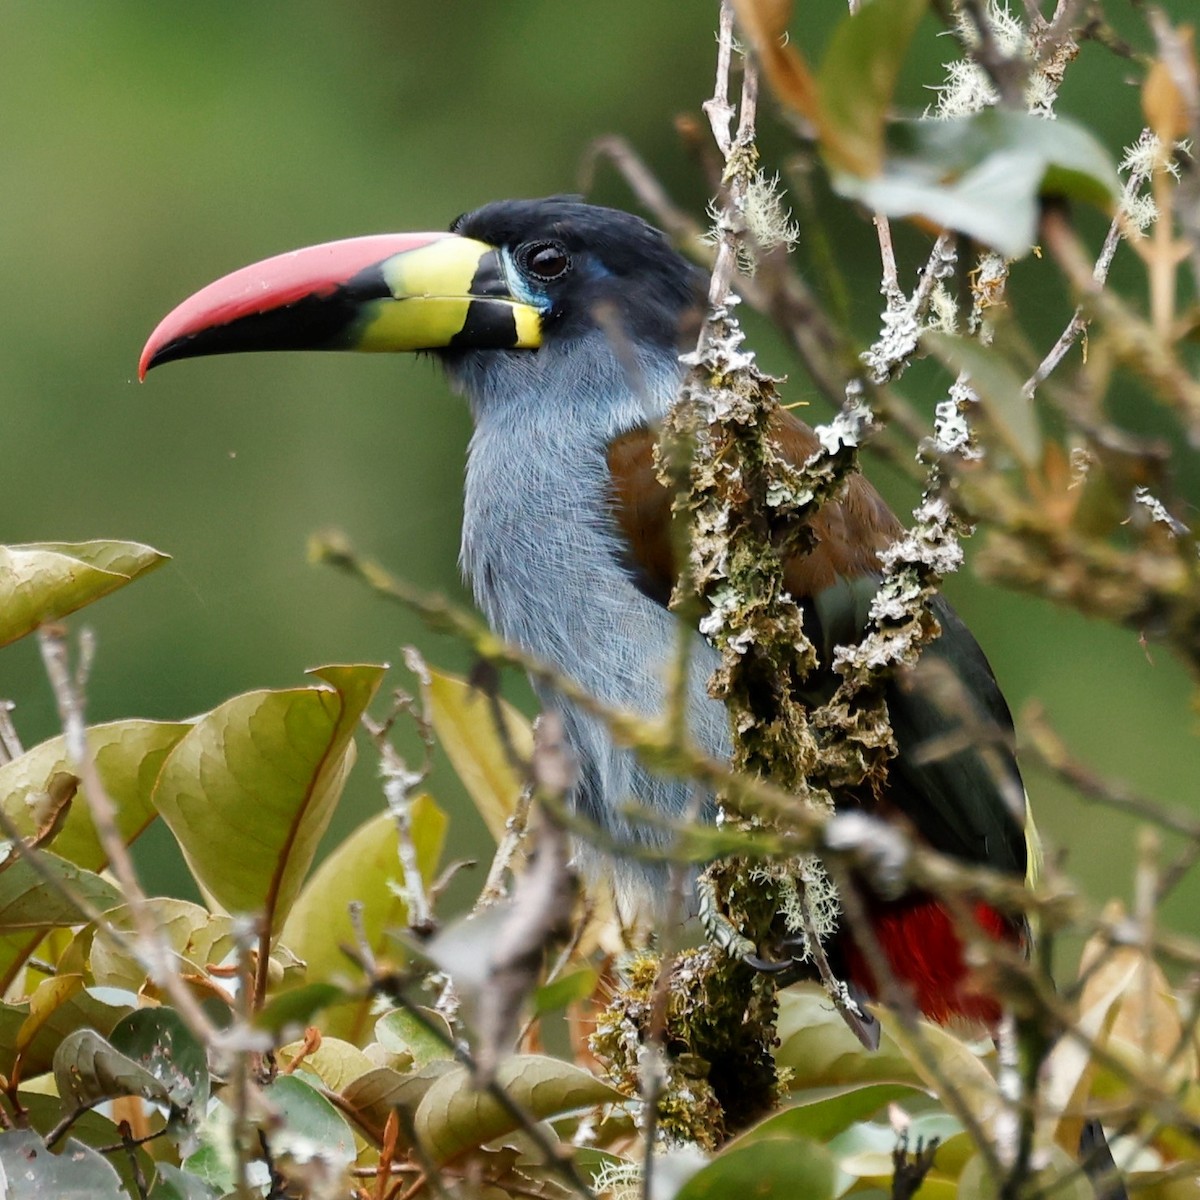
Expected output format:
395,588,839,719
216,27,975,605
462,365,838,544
140,196,1030,1033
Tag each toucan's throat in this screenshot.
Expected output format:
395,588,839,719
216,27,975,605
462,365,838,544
446,328,684,431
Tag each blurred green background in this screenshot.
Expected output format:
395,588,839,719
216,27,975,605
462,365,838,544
3,3,1197,944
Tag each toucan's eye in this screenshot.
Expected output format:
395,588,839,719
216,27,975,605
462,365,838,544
518,241,572,282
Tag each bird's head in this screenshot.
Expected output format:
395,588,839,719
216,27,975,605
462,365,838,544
140,196,705,420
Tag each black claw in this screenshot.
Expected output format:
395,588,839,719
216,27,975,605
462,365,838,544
741,951,798,975
776,935,809,958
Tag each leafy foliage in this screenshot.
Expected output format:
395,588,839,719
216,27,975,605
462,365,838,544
4,1,1200,1198
834,110,1119,257
1,536,1195,1198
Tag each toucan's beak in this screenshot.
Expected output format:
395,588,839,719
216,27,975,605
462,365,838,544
139,233,543,380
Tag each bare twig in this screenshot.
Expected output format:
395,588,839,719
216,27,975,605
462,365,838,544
891,1135,940,1200
873,214,903,303
232,921,258,1200
0,701,22,765
580,136,708,253
955,0,1028,106
477,781,534,910
1023,703,1200,843
1040,204,1200,444
36,627,225,1047
475,762,577,1076
44,1101,100,1150
116,1121,151,1200
1025,152,1154,398
364,971,598,1200
363,669,436,933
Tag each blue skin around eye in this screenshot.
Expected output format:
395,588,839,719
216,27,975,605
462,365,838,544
500,248,556,311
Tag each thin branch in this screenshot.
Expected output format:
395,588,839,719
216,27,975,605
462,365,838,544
1040,203,1200,443
0,701,22,765
874,215,903,305
955,0,1027,106
1023,703,1200,843
1025,156,1152,398
703,0,737,157
364,972,598,1200
476,782,534,910
363,657,437,933
580,136,708,252
44,1100,101,1150
35,627,226,1047
116,1121,151,1200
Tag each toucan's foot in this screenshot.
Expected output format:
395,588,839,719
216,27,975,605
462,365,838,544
844,981,882,1051
742,938,882,1052
1079,1119,1128,1200
738,934,810,982
740,950,800,975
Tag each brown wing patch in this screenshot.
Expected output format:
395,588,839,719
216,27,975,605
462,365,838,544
606,426,676,606
606,412,903,611
769,410,902,599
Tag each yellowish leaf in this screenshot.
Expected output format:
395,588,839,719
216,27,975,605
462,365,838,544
1143,31,1195,144
0,541,168,648
280,797,447,1043
423,669,532,844
153,664,385,932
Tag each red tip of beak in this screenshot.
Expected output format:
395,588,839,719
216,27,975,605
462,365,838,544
138,232,451,380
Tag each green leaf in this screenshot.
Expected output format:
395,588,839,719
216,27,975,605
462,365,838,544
923,331,1042,467
53,1027,172,1109
826,1115,966,1195
0,1128,126,1199
675,1136,838,1199
876,1009,1002,1133
0,720,189,873
932,1130,978,1183
279,1035,373,1093
340,1061,455,1142
375,1006,454,1070
153,663,385,931
182,1104,238,1195
424,668,533,843
827,1118,905,1182
0,978,130,1081
109,1007,209,1125
0,540,169,648
0,718,185,992
148,1162,221,1200
738,1082,926,1144
264,1074,356,1171
775,985,920,1090
15,975,92,1058
280,797,446,1042
818,0,929,177
777,995,1001,1153
255,981,346,1036
414,1055,624,1165
0,853,121,930
18,1092,159,1199
90,899,235,995
834,109,1119,257
534,967,599,1015
0,933,53,999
